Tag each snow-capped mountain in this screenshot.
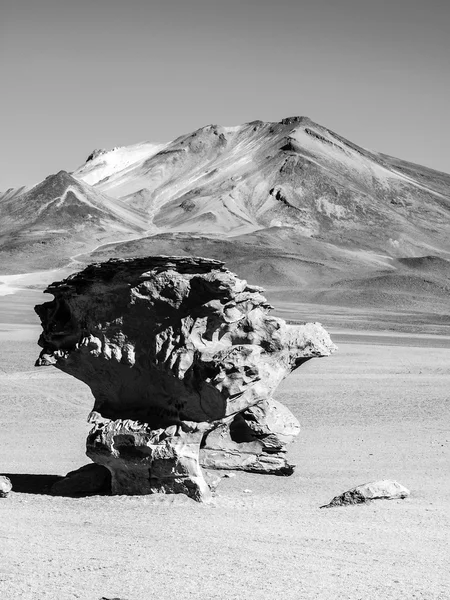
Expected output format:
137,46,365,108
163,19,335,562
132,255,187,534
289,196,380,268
2,116,450,327
70,116,450,256
74,142,167,187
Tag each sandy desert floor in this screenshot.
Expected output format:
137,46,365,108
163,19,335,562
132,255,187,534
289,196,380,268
1,297,450,599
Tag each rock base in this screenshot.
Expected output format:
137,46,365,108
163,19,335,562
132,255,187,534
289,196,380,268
87,419,212,502
51,464,111,497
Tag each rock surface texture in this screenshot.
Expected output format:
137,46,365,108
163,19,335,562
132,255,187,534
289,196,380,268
35,256,336,501
321,480,411,508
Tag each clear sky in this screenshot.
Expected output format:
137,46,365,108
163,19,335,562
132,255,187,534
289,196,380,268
1,0,449,190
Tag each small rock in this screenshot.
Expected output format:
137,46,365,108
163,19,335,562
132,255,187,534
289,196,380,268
320,480,410,508
203,470,222,491
0,476,12,498
243,489,252,494
222,472,237,478
51,463,111,497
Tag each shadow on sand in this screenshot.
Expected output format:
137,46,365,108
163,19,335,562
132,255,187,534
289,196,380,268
4,473,63,495
3,473,111,497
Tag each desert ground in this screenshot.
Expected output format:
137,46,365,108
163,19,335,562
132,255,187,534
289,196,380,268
1,284,449,600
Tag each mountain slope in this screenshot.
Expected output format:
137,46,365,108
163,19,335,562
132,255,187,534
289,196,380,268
77,229,450,332
2,116,450,330
73,142,167,186
73,116,450,258
0,170,147,273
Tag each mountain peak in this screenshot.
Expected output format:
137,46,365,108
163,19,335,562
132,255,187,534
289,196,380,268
42,170,80,189
86,149,108,163
279,116,312,126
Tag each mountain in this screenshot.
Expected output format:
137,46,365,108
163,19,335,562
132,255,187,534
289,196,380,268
0,170,146,273
73,116,450,257
74,142,166,187
2,116,450,331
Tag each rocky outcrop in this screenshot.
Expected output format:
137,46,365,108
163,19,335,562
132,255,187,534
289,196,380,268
85,148,107,162
320,480,411,508
0,475,12,498
35,256,336,501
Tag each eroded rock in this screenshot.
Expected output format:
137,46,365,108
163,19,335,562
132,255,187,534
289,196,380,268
200,398,300,474
35,256,335,501
87,418,211,500
320,480,411,508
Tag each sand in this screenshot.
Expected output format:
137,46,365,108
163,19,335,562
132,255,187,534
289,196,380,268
1,321,449,600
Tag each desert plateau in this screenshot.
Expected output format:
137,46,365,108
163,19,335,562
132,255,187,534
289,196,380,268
1,115,450,600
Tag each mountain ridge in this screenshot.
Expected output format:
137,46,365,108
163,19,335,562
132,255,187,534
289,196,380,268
2,116,450,331
0,169,147,274
70,115,450,254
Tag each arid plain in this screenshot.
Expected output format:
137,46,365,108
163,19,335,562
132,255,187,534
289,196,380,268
1,117,450,599
1,286,449,600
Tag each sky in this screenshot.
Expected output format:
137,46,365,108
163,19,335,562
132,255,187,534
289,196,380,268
1,0,449,190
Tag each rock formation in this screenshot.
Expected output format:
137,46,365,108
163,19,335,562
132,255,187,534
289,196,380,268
320,480,411,508
35,256,336,501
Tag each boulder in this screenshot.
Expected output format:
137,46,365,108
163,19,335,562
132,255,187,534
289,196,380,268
50,463,111,497
200,398,300,474
35,256,336,501
321,480,411,508
0,475,12,498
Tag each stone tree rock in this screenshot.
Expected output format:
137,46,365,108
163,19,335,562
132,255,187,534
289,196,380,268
35,256,336,502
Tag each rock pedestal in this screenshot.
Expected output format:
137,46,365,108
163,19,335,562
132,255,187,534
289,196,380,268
35,256,336,501
87,419,210,500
